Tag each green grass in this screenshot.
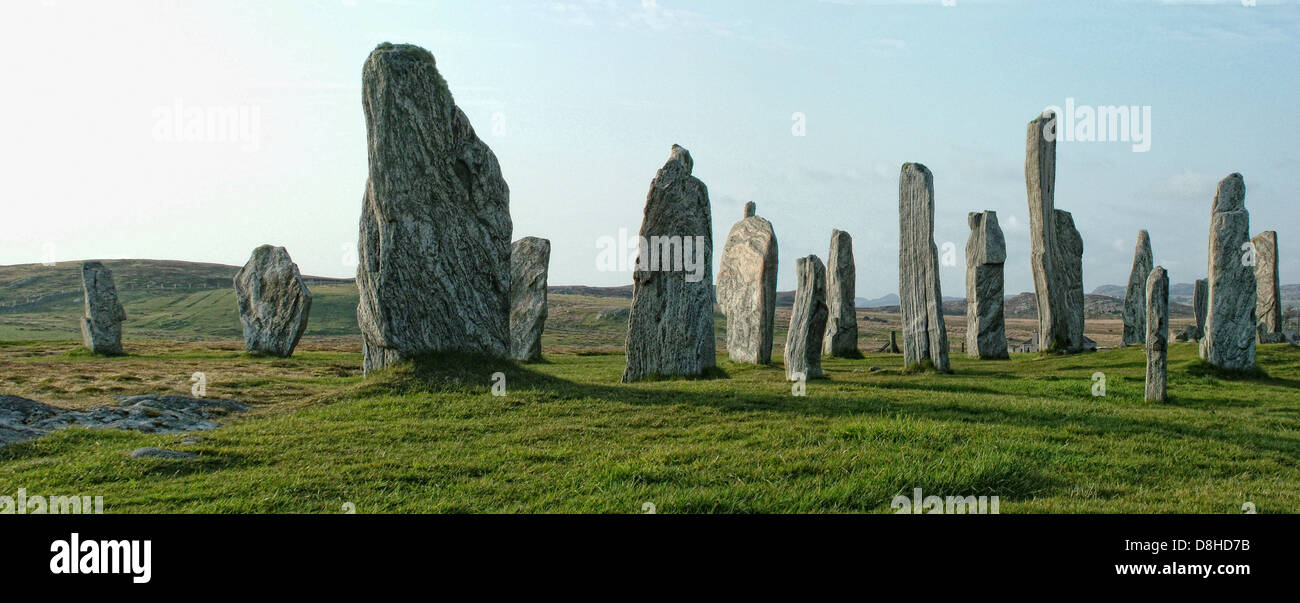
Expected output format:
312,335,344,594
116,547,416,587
3,341,1298,513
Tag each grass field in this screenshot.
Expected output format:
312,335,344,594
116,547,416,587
2,337,1297,513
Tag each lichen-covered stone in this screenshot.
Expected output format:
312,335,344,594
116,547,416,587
898,163,950,372
1145,266,1169,402
1193,278,1208,340
717,203,778,364
965,211,1008,359
785,255,828,380
1123,230,1153,347
80,261,126,355
234,245,312,357
1025,111,1087,353
1200,173,1256,370
823,229,858,357
509,237,550,362
1252,230,1282,340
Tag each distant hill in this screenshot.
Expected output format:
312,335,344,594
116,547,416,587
1096,282,1300,310
1090,284,1126,298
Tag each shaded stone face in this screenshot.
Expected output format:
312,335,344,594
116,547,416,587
355,43,512,375
898,163,950,372
823,229,858,357
785,255,828,380
1123,230,1153,347
1145,266,1169,402
717,203,778,364
1200,173,1256,370
623,145,715,383
234,245,313,358
1252,231,1281,338
509,237,551,362
80,261,126,355
965,211,1008,359
1025,111,1087,353
1193,279,1209,340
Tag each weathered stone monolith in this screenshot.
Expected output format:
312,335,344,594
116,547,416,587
1194,278,1208,339
717,203,778,364
509,237,550,362
1200,173,1256,370
1123,230,1153,347
1025,111,1087,353
355,43,512,375
785,255,828,380
898,163,950,372
234,245,313,357
80,261,126,355
623,145,715,382
1252,231,1283,342
965,211,1008,359
1145,266,1169,402
823,230,858,357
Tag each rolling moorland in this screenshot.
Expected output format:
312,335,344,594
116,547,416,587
1,260,1299,513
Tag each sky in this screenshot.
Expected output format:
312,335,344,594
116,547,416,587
2,0,1298,299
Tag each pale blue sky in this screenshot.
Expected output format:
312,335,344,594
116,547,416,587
2,0,1297,298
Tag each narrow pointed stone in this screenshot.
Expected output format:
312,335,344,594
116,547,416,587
1123,230,1153,346
785,255,827,380
1025,111,1086,353
1145,266,1169,402
80,261,126,355
509,237,550,362
1200,173,1256,370
1193,278,1208,340
965,211,1008,359
717,202,778,364
823,229,858,357
898,163,950,372
1252,231,1283,342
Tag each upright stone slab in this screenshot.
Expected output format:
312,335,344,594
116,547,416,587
965,211,1008,359
1025,111,1086,353
1200,173,1256,370
716,202,778,364
1145,266,1169,402
233,245,313,357
80,261,126,355
1123,230,1153,347
509,237,550,362
785,255,828,380
623,145,715,382
823,230,858,357
1193,278,1209,340
898,163,950,372
1252,231,1283,341
355,43,512,374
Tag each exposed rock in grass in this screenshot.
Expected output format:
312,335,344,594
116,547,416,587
0,394,247,447
129,447,197,460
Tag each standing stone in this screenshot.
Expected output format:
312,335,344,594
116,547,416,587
823,230,858,357
1193,278,1209,340
1145,266,1169,402
898,163,950,372
1200,173,1257,370
233,245,313,357
1025,111,1087,353
80,262,126,355
1252,231,1283,342
965,211,1008,359
785,255,828,380
623,145,715,382
1122,230,1153,347
509,237,550,362
355,43,512,375
717,202,778,364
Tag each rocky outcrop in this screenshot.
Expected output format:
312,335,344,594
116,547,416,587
355,43,512,374
1252,230,1282,341
234,245,312,357
1123,230,1153,347
717,202,778,364
965,211,1008,359
898,163,950,372
623,145,715,382
1025,111,1086,353
509,237,550,362
1200,173,1256,370
1,394,247,447
1145,266,1169,402
80,261,126,355
785,255,828,380
823,230,858,357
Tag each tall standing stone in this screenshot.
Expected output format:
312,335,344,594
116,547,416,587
717,202,778,364
1122,230,1154,347
1252,230,1283,342
80,261,126,355
1200,173,1256,370
1025,111,1087,353
898,163,950,372
1193,278,1209,340
965,211,1008,359
623,145,715,382
355,43,512,375
509,237,550,362
234,245,313,357
1145,266,1169,402
785,255,828,380
823,230,858,357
